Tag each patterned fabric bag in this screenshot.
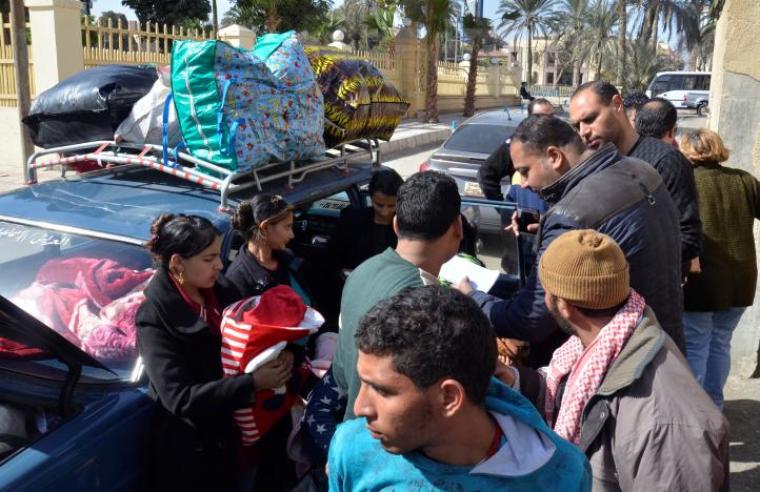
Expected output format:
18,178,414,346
307,50,409,147
171,32,325,173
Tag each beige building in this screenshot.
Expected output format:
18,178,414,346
507,37,591,86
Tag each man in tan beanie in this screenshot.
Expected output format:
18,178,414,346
502,229,728,492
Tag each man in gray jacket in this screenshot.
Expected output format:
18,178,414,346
501,229,728,491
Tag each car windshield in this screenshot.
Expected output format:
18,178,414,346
0,221,153,381
444,123,514,154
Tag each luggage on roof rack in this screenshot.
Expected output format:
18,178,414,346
171,32,325,175
24,138,381,212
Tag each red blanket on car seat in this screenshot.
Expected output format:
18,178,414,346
1,257,152,360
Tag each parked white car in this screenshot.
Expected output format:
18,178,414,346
646,71,711,109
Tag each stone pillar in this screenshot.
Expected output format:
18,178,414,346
707,0,760,369
218,24,256,50
25,0,85,94
394,26,424,118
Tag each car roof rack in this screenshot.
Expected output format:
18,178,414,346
24,138,382,212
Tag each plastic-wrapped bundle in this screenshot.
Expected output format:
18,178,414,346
23,65,157,148
171,32,325,173
308,51,410,148
114,66,181,147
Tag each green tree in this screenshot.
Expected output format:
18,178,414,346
310,9,346,45
400,0,457,123
462,14,491,117
120,0,211,26
550,0,590,85
636,0,700,50
573,0,617,79
497,0,557,85
231,0,332,34
365,2,398,51
221,4,257,29
616,0,627,91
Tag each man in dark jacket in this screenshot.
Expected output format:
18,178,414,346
569,81,701,272
636,97,679,146
459,116,684,366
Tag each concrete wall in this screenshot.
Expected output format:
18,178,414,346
0,108,25,171
708,0,760,370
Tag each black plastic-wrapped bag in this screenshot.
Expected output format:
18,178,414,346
23,65,158,148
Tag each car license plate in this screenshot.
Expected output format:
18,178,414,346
464,181,484,197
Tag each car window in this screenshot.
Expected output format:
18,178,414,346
444,124,514,154
459,199,522,281
698,75,710,91
683,75,698,90
0,221,153,381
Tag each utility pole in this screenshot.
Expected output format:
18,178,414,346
10,0,34,176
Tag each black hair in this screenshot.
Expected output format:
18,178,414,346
395,171,461,241
572,80,619,105
356,285,496,404
369,168,403,197
635,97,677,139
623,92,650,111
527,98,554,116
146,214,220,266
231,193,293,242
511,115,585,155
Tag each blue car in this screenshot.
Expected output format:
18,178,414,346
0,143,377,491
0,139,527,489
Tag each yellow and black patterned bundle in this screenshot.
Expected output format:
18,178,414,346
307,51,410,148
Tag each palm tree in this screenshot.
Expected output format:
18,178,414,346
365,2,398,52
497,0,557,85
401,0,456,123
625,38,661,90
462,14,492,117
573,0,617,79
551,0,590,86
616,0,627,92
636,0,700,50
679,4,715,71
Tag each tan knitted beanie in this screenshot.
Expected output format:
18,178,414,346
539,230,630,309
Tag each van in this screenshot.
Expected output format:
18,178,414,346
646,71,711,108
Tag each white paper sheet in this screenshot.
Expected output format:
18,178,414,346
439,255,500,293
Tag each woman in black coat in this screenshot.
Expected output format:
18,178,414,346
136,214,292,492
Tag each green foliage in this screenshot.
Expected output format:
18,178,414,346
308,10,346,44
497,0,557,83
120,0,211,25
230,0,332,34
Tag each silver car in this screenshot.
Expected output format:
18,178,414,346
420,109,526,233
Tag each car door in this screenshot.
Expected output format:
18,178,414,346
459,197,532,300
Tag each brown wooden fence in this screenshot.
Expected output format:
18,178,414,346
82,18,212,68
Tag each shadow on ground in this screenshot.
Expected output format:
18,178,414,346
725,398,760,491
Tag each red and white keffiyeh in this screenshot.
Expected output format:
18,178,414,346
544,290,645,444
220,285,323,445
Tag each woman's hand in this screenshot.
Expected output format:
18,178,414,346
252,358,292,390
